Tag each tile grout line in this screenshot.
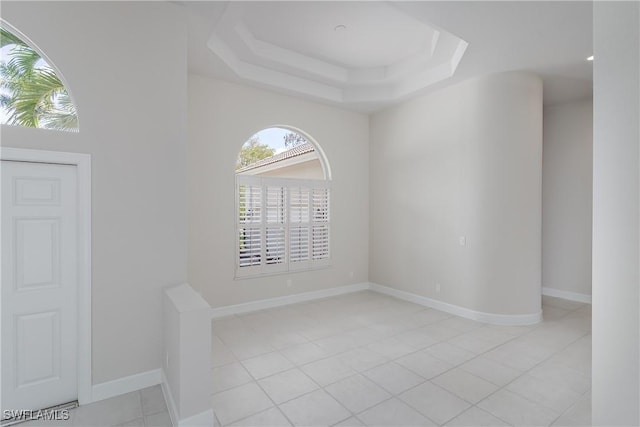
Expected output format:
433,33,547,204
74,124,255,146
211,292,591,427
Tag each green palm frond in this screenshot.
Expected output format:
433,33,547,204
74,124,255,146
0,63,19,94
0,26,78,131
0,94,11,107
0,28,27,49
3,69,69,128
8,46,42,76
41,109,78,130
40,87,78,131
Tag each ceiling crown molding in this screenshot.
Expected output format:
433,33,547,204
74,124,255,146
206,2,468,106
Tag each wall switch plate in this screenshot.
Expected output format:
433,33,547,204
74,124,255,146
459,236,466,246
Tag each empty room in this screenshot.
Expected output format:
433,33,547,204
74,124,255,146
0,1,638,427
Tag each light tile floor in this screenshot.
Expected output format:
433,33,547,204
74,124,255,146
15,291,590,427
16,385,170,427
212,291,591,427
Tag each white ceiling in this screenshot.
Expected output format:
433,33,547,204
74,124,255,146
242,2,433,69
183,1,593,113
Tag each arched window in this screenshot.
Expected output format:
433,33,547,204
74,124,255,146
0,25,78,131
235,127,331,277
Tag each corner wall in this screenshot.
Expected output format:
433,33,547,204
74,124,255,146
542,100,593,300
1,1,188,385
592,1,639,424
188,75,369,307
369,72,543,318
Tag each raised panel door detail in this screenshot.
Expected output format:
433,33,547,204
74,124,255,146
15,311,61,387
14,178,61,206
14,218,60,291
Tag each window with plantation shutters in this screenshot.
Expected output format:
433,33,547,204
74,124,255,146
236,175,330,277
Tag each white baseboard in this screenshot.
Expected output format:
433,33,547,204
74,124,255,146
210,282,370,318
369,283,542,326
161,370,179,427
162,370,214,427
542,287,592,304
91,369,162,403
209,281,542,325
178,410,214,427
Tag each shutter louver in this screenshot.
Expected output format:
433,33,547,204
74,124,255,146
312,225,329,260
312,187,329,222
311,187,330,263
237,178,263,275
236,176,330,276
266,185,286,224
290,226,310,263
238,228,262,267
289,186,311,269
289,186,310,223
238,183,262,224
265,227,286,265
265,185,286,269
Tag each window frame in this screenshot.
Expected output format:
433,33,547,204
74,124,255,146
235,175,331,278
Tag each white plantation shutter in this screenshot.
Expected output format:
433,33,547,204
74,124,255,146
289,186,311,269
312,187,330,262
236,176,330,277
237,180,262,272
289,186,310,223
265,227,286,264
264,185,287,273
312,225,330,260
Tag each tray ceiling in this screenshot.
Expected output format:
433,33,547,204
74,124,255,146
206,2,468,105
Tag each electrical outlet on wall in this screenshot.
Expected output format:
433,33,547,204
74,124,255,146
436,283,441,293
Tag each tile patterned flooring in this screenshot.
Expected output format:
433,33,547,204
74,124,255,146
16,385,170,427
211,291,591,427
15,290,591,426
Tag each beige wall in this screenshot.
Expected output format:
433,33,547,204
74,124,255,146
188,75,369,307
1,1,188,384
542,99,593,298
592,1,639,424
370,72,543,317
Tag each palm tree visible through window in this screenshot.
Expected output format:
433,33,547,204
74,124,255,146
0,27,78,131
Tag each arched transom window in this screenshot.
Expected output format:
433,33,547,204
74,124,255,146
0,25,78,131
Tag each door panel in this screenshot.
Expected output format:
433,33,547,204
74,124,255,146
2,161,78,416
16,310,60,387
16,218,61,290
14,177,61,206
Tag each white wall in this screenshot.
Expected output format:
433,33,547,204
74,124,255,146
188,75,369,307
542,100,593,298
1,2,188,385
163,284,212,426
370,72,543,317
592,2,640,425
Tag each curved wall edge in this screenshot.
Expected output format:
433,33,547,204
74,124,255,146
206,282,542,326
369,283,542,326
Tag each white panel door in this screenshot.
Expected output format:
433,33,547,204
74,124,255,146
1,161,78,415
